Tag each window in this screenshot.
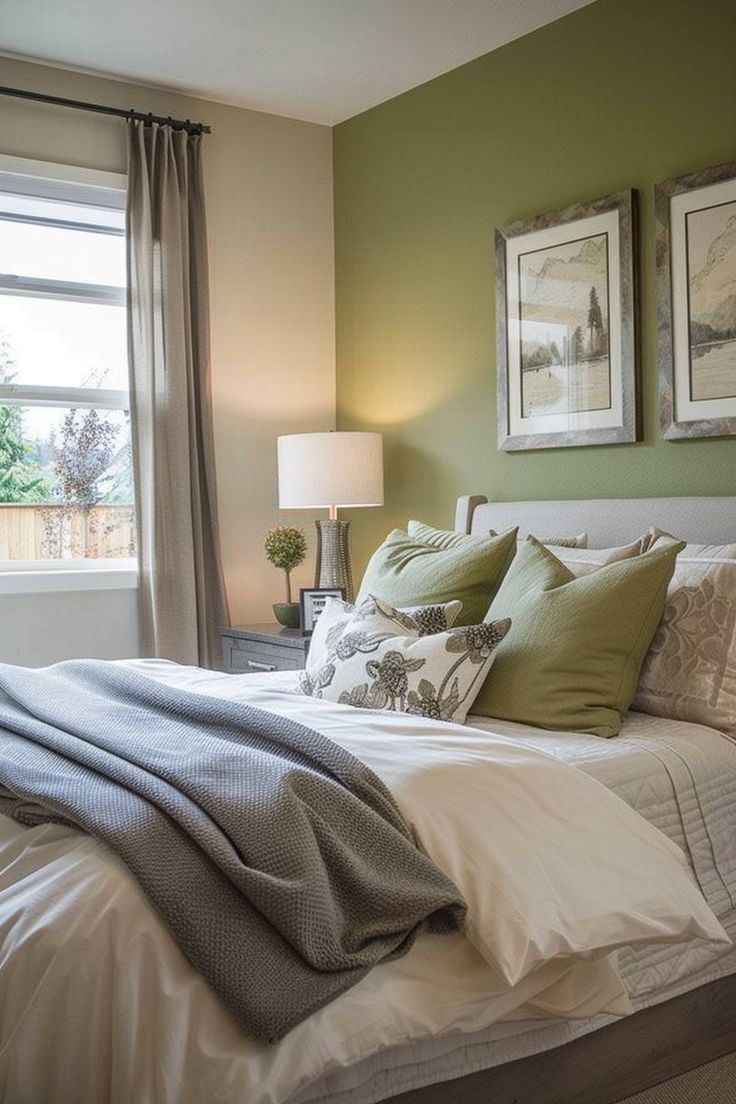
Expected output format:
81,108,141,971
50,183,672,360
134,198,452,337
0,159,135,570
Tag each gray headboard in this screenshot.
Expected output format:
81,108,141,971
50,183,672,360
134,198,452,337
455,494,736,547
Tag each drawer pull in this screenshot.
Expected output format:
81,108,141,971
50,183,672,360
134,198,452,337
246,659,277,672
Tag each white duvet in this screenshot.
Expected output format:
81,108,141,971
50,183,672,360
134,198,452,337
0,662,729,1104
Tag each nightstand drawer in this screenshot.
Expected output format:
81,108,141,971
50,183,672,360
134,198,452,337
227,648,302,674
221,632,309,674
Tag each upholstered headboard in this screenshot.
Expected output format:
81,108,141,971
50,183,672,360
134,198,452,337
455,494,736,547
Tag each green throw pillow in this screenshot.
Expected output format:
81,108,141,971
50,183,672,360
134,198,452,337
473,536,684,737
356,523,518,626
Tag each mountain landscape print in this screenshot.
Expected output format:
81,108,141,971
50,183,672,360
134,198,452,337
518,234,611,418
687,201,736,401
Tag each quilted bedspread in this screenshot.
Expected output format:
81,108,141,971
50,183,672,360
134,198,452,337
469,710,736,997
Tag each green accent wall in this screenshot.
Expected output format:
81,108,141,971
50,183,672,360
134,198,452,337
334,0,736,574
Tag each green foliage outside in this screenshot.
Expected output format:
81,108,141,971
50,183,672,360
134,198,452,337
0,402,50,503
0,336,50,504
0,331,133,508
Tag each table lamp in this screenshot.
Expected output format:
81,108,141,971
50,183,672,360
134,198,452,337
277,431,384,602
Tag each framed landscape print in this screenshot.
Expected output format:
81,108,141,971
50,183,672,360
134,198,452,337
496,189,639,451
656,160,736,439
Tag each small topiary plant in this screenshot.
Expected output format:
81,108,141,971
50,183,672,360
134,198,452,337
264,526,307,603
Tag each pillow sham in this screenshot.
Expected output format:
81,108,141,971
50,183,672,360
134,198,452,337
684,543,736,559
304,594,415,678
357,523,517,625
473,536,684,737
398,599,463,635
305,595,462,675
300,595,511,724
507,533,588,549
685,543,736,559
639,525,736,561
553,539,645,576
489,527,588,549
632,547,736,736
531,533,587,548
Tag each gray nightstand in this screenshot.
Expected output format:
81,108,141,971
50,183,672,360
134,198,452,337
220,624,311,675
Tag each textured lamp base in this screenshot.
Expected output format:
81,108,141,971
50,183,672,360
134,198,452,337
314,519,353,602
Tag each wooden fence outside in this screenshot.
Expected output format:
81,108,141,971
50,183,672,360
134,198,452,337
0,504,136,560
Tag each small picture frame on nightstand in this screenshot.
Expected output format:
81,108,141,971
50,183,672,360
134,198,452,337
299,587,345,633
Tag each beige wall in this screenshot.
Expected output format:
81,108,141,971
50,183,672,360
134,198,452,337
0,55,335,642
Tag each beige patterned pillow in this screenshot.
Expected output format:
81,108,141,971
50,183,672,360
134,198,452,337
632,551,736,736
683,543,736,559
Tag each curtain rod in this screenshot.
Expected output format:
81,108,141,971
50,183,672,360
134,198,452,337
0,84,211,136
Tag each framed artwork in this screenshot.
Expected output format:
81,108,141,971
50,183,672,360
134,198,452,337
656,160,736,439
496,189,639,451
299,587,345,633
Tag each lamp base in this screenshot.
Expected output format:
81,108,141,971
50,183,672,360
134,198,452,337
314,519,353,602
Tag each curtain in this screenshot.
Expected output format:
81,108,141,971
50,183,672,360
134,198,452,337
126,121,229,667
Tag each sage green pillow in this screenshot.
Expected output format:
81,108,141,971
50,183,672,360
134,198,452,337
473,536,684,737
356,523,518,626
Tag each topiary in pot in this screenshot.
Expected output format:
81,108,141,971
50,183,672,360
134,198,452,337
264,525,307,627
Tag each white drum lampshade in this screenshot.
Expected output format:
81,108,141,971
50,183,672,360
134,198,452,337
277,432,384,602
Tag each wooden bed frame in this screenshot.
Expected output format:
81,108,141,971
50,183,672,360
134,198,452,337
388,494,736,1104
391,974,736,1104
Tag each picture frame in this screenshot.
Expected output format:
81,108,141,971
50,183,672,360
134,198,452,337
299,587,345,633
655,160,736,440
496,189,639,451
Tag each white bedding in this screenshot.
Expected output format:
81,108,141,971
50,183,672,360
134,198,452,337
306,710,736,1104
0,663,733,1104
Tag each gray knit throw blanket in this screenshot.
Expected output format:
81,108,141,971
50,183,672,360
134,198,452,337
0,660,465,1042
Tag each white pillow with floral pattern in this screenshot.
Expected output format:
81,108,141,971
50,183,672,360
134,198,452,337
305,594,462,676
300,594,510,724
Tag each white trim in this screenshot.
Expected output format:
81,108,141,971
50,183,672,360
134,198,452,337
0,209,125,236
0,559,138,595
0,154,126,208
0,383,129,409
0,274,125,306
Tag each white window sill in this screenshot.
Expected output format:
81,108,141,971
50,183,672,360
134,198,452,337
0,560,138,595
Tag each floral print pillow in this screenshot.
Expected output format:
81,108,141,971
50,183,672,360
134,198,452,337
304,595,420,680
300,594,511,724
402,599,463,634
305,595,463,677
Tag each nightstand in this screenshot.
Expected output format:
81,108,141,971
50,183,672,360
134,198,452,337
220,624,311,675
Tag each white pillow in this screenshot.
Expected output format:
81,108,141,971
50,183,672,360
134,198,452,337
401,599,463,634
554,539,645,577
301,595,510,724
242,687,729,988
491,529,588,549
306,595,462,676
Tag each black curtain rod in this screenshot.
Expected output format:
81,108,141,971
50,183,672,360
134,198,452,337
0,84,211,136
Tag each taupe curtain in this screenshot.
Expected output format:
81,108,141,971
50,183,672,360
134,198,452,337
126,121,229,667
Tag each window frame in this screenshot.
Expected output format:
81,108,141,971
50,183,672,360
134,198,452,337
0,155,136,588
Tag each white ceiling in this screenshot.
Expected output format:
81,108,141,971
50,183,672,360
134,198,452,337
1,0,596,126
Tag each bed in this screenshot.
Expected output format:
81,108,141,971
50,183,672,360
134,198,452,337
1,494,735,1104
